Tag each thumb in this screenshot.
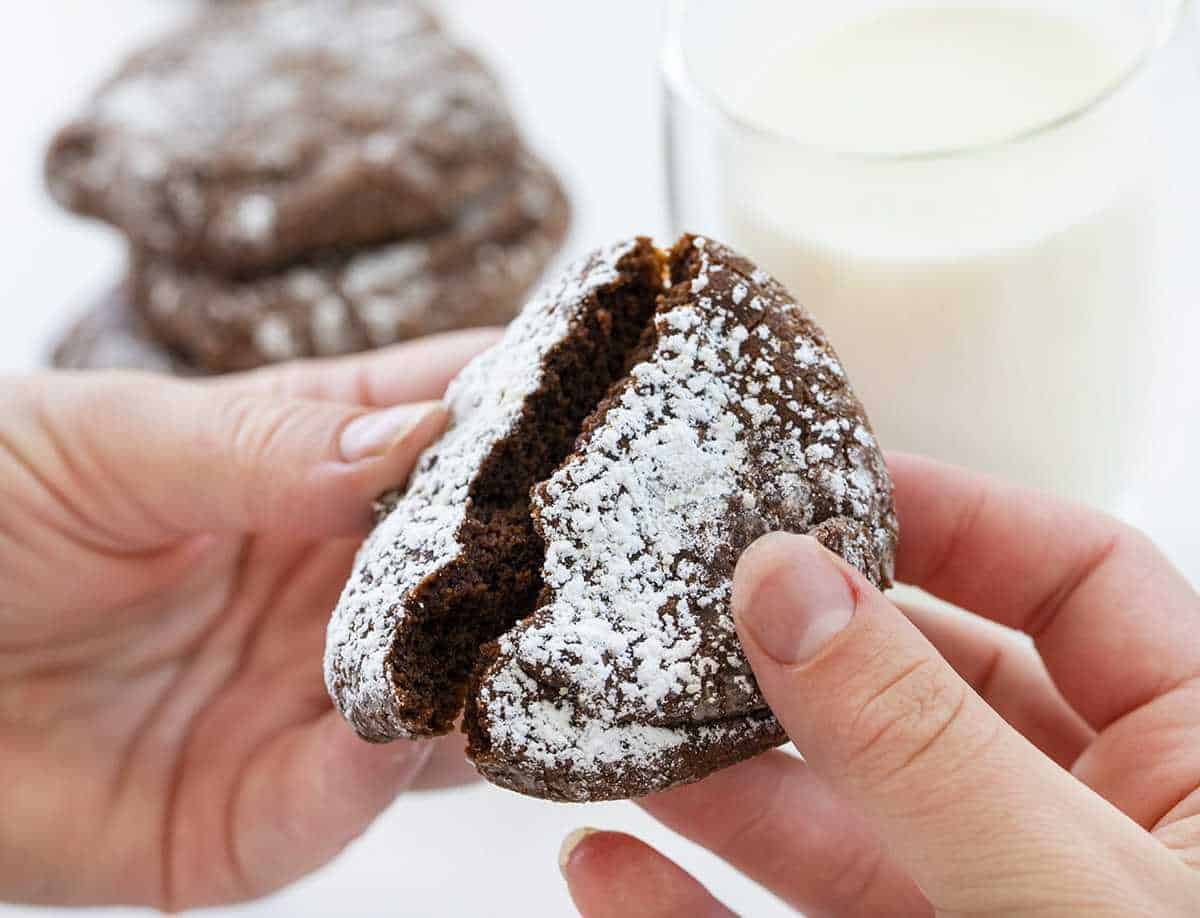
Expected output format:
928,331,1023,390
39,374,445,543
732,532,1180,914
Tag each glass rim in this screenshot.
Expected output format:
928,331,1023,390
661,0,1194,163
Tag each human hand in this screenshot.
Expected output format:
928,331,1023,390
0,329,496,909
561,453,1200,916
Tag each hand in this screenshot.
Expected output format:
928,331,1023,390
0,329,495,909
560,453,1200,916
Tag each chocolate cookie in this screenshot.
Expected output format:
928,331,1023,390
50,287,199,375
130,155,569,373
45,0,520,274
324,236,897,801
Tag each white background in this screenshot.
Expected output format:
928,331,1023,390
2,2,1200,916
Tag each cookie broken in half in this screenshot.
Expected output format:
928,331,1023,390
324,235,897,801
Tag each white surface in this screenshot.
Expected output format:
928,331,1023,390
1,2,1199,917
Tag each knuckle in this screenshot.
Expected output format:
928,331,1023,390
218,393,300,470
216,393,262,465
215,393,309,520
844,657,971,790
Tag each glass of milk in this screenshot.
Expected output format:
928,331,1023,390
664,0,1191,505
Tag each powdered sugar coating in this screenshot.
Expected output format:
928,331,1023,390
323,240,640,741
475,654,783,801
132,155,569,372
46,0,520,271
50,286,198,376
471,237,896,799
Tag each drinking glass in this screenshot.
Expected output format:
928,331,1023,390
663,0,1191,505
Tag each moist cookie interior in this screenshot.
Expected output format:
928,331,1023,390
387,240,666,734
461,236,709,759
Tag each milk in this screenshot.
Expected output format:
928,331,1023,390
711,5,1156,503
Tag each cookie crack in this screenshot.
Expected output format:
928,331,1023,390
377,239,668,737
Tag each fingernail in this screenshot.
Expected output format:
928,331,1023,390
339,402,442,463
558,827,598,877
734,534,856,665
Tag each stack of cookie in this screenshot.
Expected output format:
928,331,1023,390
46,0,569,375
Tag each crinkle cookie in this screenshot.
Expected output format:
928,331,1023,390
45,0,520,273
324,235,897,801
129,155,568,373
50,286,199,376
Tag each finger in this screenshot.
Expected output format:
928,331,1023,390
1074,678,1200,829
216,327,502,405
889,451,1200,732
891,453,1200,840
899,601,1094,768
31,374,446,545
408,732,481,791
733,533,1182,913
641,750,929,917
229,711,432,902
1153,788,1200,867
559,829,734,918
